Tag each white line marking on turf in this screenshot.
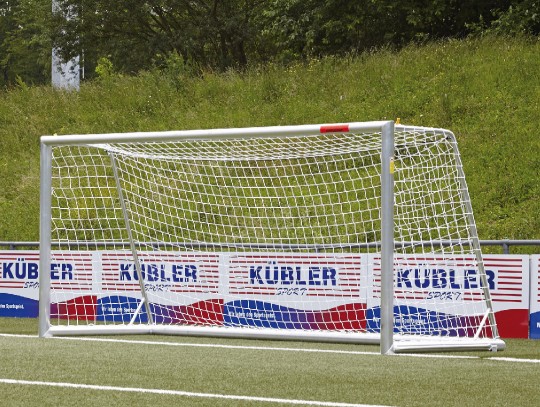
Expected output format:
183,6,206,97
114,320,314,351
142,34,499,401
489,357,540,363
0,333,474,359
1,333,539,364
0,378,394,407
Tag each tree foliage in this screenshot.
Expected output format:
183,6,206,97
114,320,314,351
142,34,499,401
260,0,519,59
1,0,51,86
1,0,539,86
50,0,266,75
488,0,540,35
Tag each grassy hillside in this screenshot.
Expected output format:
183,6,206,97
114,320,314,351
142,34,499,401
0,36,539,250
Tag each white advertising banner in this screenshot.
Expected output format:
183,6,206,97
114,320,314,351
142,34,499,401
484,255,530,338
530,255,540,339
0,251,531,338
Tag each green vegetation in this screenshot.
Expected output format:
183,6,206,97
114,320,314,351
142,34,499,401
0,36,539,251
3,0,539,85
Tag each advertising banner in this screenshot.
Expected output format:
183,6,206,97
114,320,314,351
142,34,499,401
0,251,93,318
530,255,540,339
222,252,366,330
484,255,530,338
367,254,530,338
0,251,531,338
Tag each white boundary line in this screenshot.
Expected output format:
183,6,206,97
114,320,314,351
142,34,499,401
0,333,473,359
489,357,540,363
1,333,539,363
0,378,393,407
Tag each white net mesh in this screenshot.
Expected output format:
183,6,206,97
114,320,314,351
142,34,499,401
45,124,499,343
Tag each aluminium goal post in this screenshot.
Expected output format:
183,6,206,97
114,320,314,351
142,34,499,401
39,121,505,354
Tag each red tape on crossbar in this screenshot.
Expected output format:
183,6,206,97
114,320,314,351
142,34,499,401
319,124,350,133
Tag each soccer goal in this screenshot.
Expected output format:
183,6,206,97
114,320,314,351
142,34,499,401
39,121,505,354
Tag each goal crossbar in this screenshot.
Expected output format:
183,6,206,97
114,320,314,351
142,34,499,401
40,121,389,145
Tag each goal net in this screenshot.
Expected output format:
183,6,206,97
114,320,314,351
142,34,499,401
39,121,504,353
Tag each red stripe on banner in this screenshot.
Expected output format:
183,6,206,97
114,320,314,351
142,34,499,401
306,293,359,298
51,295,97,321
495,308,529,338
0,283,25,288
317,303,366,330
172,299,224,326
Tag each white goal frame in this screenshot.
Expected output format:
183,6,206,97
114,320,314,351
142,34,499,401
39,121,505,354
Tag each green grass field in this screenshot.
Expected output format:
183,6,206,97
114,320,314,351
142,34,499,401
1,317,539,407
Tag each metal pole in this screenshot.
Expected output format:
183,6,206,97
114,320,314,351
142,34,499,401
52,1,80,91
502,239,510,255
109,153,154,324
448,132,499,339
380,121,395,355
39,142,53,337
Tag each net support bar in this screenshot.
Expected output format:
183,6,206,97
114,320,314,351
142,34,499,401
129,298,148,325
109,152,154,325
449,135,500,339
474,308,492,339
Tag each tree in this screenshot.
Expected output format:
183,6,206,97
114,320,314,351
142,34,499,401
1,0,51,86
1,0,536,85
260,0,520,62
489,0,540,35
51,0,266,76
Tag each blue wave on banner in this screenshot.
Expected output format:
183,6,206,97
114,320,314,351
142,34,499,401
0,293,38,317
96,295,148,323
224,300,308,329
530,311,540,339
96,297,224,324
223,300,365,330
366,305,477,336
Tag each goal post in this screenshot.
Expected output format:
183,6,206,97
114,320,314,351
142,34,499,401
39,121,505,354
